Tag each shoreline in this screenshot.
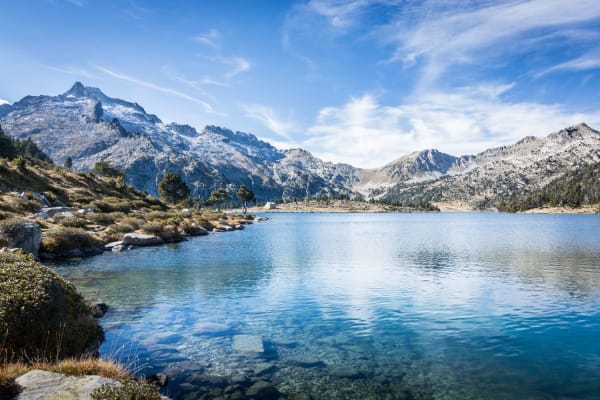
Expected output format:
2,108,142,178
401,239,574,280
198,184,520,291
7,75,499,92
235,201,598,215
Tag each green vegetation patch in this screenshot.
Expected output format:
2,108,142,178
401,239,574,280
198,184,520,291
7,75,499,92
40,227,102,256
0,253,104,362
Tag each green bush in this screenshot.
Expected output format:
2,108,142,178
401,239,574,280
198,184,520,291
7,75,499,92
58,218,88,229
91,379,161,400
40,227,102,256
140,222,163,236
15,199,41,213
87,213,116,226
0,252,104,361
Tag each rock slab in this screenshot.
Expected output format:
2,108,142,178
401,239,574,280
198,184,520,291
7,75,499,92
122,233,163,246
12,369,117,400
12,369,172,400
232,335,264,353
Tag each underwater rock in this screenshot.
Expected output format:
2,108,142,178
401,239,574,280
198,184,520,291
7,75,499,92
253,362,276,375
246,380,280,400
233,335,264,353
287,358,325,368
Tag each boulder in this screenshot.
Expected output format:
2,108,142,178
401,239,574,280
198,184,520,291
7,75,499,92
122,233,164,246
35,206,74,219
183,225,209,236
0,253,104,361
12,369,173,400
0,219,41,256
246,381,280,400
89,302,109,318
13,369,117,400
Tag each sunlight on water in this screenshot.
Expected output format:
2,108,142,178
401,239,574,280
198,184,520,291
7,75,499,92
55,213,600,399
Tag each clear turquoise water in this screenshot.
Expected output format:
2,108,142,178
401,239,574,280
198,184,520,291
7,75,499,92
55,213,600,399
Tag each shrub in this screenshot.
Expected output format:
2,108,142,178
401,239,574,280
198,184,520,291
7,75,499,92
145,211,167,221
111,223,136,234
87,213,116,226
158,225,182,243
120,217,144,230
0,252,104,361
13,156,26,169
140,222,163,236
58,218,88,229
15,199,41,213
40,227,102,256
91,379,161,400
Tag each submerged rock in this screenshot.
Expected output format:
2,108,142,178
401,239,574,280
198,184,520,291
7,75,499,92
193,322,232,335
246,380,280,400
287,358,325,368
232,335,264,353
253,362,276,375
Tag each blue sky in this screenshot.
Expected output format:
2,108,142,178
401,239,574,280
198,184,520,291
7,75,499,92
1,0,600,167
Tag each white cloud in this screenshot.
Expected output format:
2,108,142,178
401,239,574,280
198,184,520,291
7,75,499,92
95,65,219,115
0,99,10,105
383,0,600,86
194,29,221,49
537,51,600,77
243,104,299,141
304,86,600,168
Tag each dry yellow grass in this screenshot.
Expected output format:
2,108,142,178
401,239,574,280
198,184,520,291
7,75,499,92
0,358,130,390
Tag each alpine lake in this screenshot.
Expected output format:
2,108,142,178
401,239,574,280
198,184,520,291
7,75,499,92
53,213,600,400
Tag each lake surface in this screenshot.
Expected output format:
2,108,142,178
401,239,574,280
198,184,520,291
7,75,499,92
54,213,600,399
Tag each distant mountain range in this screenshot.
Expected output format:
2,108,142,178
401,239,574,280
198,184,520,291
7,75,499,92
1,82,599,209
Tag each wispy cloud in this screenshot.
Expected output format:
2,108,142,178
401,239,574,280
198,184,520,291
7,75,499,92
95,65,219,115
382,0,600,86
243,104,299,141
194,29,221,49
305,86,600,167
537,51,600,77
46,65,98,79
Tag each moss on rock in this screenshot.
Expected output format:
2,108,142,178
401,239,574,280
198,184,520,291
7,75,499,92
0,252,104,361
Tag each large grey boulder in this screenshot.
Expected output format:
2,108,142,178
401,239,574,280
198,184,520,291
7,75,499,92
12,369,172,400
12,369,117,400
122,233,164,246
0,221,41,256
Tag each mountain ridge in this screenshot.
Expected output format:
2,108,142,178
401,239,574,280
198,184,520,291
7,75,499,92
1,82,599,209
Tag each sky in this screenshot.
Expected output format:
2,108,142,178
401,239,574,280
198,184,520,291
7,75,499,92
1,0,600,167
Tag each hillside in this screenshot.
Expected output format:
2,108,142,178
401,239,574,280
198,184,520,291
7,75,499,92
0,154,253,259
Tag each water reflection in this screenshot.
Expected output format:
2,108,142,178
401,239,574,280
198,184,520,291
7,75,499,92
54,213,600,399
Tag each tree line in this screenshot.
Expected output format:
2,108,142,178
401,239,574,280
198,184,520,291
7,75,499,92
0,124,52,163
498,162,600,212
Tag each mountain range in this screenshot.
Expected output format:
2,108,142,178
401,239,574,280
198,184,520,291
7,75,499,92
1,82,599,209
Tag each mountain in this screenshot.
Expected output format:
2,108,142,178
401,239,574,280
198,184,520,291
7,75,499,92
0,82,360,200
1,83,599,210
383,123,600,209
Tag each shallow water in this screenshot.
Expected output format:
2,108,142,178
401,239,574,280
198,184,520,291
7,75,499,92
55,213,600,399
